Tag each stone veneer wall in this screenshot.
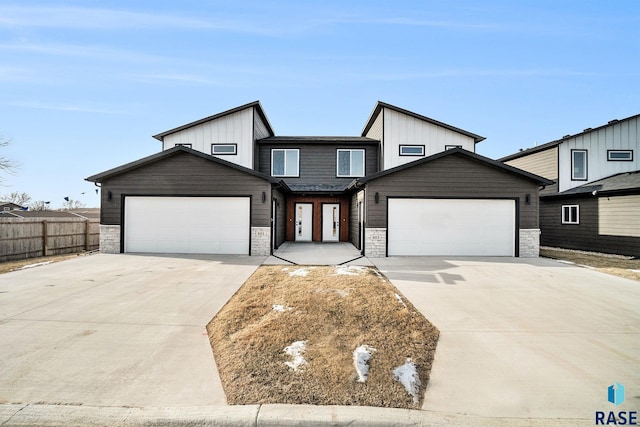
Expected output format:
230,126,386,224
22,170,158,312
519,229,540,258
251,227,271,256
364,228,387,258
99,225,121,254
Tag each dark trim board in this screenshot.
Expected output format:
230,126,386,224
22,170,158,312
120,194,253,255
384,196,520,257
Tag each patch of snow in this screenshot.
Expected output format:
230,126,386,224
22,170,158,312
393,358,421,403
20,261,52,270
284,340,307,371
332,265,368,276
631,269,640,273
272,304,292,312
395,293,407,308
281,267,290,272
353,345,376,383
289,268,309,277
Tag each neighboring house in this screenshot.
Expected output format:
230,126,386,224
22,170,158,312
0,210,94,220
86,101,551,257
500,114,640,257
0,202,25,211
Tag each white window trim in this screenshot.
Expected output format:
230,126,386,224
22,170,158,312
175,143,192,148
336,149,365,177
211,144,237,155
271,149,300,177
607,149,633,161
561,205,580,224
399,145,425,156
571,149,588,181
445,145,462,150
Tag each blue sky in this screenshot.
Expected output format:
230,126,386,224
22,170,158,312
1,1,638,208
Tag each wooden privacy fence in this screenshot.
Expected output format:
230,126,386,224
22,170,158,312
0,218,100,263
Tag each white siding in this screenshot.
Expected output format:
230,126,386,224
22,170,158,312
599,195,640,238
162,108,254,169
253,108,271,140
382,108,475,170
558,116,640,192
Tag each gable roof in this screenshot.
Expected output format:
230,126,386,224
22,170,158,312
543,169,640,198
357,147,553,186
499,112,640,162
85,145,278,183
361,101,486,143
152,101,275,141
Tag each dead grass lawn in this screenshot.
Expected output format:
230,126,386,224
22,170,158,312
207,265,439,409
0,253,83,275
541,247,640,282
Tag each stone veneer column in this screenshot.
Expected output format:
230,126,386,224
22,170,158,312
99,225,121,254
364,228,387,258
251,227,271,256
519,229,541,258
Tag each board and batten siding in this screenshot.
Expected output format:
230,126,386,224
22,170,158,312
383,108,475,170
258,143,378,185
162,108,255,169
99,152,271,227
505,146,558,180
365,154,540,229
540,196,640,257
558,116,640,192
599,195,640,238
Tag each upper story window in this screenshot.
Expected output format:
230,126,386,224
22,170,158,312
562,205,579,224
211,144,237,155
399,145,425,156
607,150,633,161
445,145,462,150
571,149,588,181
271,149,299,177
337,149,365,177
175,143,192,148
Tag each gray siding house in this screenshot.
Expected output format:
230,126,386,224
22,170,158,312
87,101,551,257
500,114,640,257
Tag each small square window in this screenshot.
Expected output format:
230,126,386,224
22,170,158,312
175,143,192,148
399,145,425,156
337,149,365,177
607,150,633,161
271,149,299,177
562,205,579,224
571,150,588,181
211,144,237,155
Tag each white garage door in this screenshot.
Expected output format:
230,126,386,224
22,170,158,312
124,196,250,254
388,199,515,256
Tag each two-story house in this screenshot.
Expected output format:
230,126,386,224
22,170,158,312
87,101,551,258
500,114,640,257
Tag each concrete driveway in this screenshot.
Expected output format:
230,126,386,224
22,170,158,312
0,253,263,407
373,257,640,421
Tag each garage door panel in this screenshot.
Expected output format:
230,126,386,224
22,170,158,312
388,199,515,256
124,196,250,254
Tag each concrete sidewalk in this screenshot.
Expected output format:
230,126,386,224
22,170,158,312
264,242,373,266
373,257,640,422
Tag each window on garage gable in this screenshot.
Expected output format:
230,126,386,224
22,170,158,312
337,149,365,177
271,149,299,177
561,205,579,224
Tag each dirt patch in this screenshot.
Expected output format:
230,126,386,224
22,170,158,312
541,247,640,282
207,265,439,409
0,253,87,275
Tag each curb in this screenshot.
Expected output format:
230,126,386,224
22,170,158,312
0,403,592,426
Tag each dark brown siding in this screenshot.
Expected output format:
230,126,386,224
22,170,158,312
540,196,640,257
349,192,361,249
258,143,378,186
100,152,272,226
365,154,541,229
272,188,287,248
285,195,350,242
